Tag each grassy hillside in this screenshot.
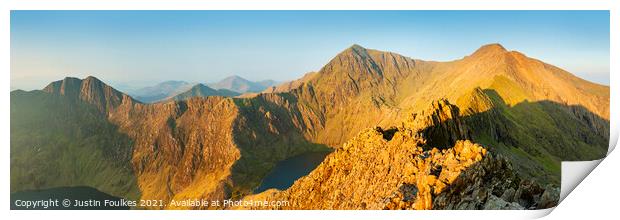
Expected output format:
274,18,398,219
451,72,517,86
458,85,608,184
10,90,140,200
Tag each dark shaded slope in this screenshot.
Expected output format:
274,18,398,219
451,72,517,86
459,88,608,184
10,90,140,200
230,93,330,198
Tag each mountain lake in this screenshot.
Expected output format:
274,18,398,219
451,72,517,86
255,151,330,193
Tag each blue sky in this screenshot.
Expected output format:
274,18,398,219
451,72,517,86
11,11,610,90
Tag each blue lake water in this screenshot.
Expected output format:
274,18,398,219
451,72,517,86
255,151,330,193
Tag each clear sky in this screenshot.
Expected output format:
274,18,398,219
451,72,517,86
11,10,610,91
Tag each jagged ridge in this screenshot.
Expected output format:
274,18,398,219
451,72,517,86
239,100,558,210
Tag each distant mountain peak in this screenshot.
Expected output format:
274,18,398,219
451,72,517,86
348,43,366,50
128,80,195,103
170,83,240,101
223,75,248,81
84,75,100,81
82,75,106,88
210,75,278,93
43,76,87,95
341,44,370,57
470,43,508,57
480,43,506,50
42,76,133,112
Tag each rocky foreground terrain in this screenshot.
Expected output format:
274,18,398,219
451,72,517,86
239,100,558,210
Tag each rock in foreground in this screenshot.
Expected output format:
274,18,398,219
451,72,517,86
238,100,558,210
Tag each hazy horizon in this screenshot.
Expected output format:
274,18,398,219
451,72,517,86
11,11,610,91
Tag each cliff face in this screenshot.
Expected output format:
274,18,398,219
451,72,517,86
107,97,241,208
403,99,471,149
240,100,558,210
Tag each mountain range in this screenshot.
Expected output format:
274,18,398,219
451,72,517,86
129,80,195,103
127,76,278,103
10,43,609,210
208,75,279,94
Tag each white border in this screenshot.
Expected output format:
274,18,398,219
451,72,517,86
0,1,614,10
2,1,617,220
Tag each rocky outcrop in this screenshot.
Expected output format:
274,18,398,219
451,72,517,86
432,153,559,210
239,100,558,210
403,99,470,149
383,140,488,210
